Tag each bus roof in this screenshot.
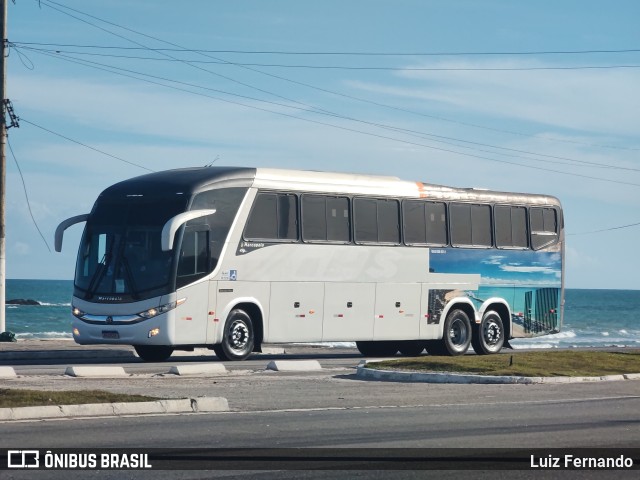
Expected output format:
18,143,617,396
100,166,561,207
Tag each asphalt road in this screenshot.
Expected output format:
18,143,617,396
2,345,640,479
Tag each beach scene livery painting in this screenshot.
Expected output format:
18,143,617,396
429,248,563,338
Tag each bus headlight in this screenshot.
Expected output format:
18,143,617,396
137,298,186,319
72,306,85,318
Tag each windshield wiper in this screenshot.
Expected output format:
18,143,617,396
120,255,140,301
84,252,111,300
84,233,118,300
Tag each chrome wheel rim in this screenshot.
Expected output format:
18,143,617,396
228,319,249,352
483,318,502,347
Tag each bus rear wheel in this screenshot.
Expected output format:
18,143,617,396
471,311,505,355
356,341,398,357
134,345,174,362
213,309,254,361
427,309,472,356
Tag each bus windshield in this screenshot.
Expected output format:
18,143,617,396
75,196,188,300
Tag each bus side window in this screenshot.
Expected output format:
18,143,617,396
450,203,492,248
354,197,400,245
403,200,447,246
177,229,209,288
530,207,558,250
245,192,298,241
302,195,350,243
495,205,528,249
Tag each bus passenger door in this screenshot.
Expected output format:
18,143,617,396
269,282,324,342
373,283,421,340
172,227,210,345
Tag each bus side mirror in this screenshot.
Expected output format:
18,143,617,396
161,209,216,251
54,214,90,252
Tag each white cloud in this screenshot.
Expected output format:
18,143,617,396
349,59,640,137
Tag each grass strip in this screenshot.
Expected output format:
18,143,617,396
0,389,160,409
365,350,640,377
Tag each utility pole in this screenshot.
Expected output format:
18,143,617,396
0,0,7,334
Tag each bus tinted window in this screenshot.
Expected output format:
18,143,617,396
177,229,209,288
530,207,558,250
495,205,528,248
354,198,377,243
450,204,472,246
451,203,492,247
512,206,528,247
403,201,447,246
426,202,448,245
191,187,247,268
354,198,399,244
378,199,400,244
301,195,350,243
245,192,298,241
302,195,326,241
326,196,350,242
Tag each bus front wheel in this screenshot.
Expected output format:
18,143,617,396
471,311,504,355
213,309,255,361
134,345,174,362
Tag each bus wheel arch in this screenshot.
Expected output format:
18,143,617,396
213,308,256,361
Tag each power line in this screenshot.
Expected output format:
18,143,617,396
36,0,336,120
568,221,640,235
19,45,640,174
13,46,640,71
18,51,640,189
31,1,640,153
7,137,51,252
11,41,640,57
28,1,640,187
19,118,154,172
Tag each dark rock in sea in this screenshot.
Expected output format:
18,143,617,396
7,298,41,306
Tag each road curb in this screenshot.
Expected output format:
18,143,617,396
266,360,322,372
0,396,229,421
0,366,17,378
65,366,128,377
356,366,640,384
168,364,227,375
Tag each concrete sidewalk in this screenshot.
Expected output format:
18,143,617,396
0,396,230,421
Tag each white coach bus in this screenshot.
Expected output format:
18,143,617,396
55,167,564,362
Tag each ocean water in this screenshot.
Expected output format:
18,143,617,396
4,280,640,349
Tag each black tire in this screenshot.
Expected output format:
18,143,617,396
397,340,425,357
134,345,174,362
355,341,398,357
471,310,505,355
432,309,472,356
214,309,254,361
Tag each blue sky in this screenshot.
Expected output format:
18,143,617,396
6,0,640,289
